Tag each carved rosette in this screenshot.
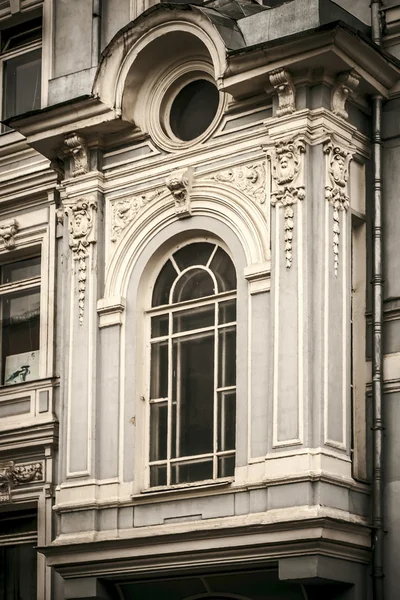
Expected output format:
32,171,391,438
0,218,18,249
267,137,306,268
166,167,193,218
331,70,360,120
64,132,90,177
0,461,43,502
64,197,97,324
269,68,296,117
323,139,353,277
111,189,162,242
211,162,266,205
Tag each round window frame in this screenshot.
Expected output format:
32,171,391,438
145,58,226,152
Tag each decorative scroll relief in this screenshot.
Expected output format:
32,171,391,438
0,218,18,249
323,140,353,277
0,461,43,503
64,132,90,177
331,70,360,120
269,68,296,117
210,162,266,206
166,167,193,218
111,189,162,242
64,197,97,324
267,138,306,268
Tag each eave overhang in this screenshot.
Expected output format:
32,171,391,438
223,22,400,99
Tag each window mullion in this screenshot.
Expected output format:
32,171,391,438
167,310,172,486
213,300,218,480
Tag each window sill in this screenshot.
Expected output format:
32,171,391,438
132,478,234,502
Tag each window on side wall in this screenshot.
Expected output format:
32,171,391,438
0,16,42,132
147,241,237,488
0,255,41,386
0,505,37,600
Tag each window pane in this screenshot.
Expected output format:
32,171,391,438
151,314,169,338
218,390,236,451
169,80,219,142
173,242,214,271
171,458,214,484
217,454,235,478
172,332,214,459
218,326,236,388
2,288,40,385
210,247,236,292
3,49,41,121
152,259,177,307
150,341,168,399
173,269,215,303
150,464,167,487
173,304,214,333
0,544,37,600
218,299,236,324
150,402,168,461
1,257,40,284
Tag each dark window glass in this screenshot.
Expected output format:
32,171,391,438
2,287,40,385
173,242,213,271
173,269,215,303
3,48,41,121
1,256,40,284
152,259,177,307
169,79,219,141
0,18,42,52
173,304,214,333
150,341,168,399
149,402,168,461
210,246,237,292
0,544,37,600
172,333,214,459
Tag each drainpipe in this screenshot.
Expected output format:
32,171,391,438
371,2,384,599
92,0,102,68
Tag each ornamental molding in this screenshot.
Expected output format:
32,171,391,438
0,461,43,503
64,197,97,324
267,137,306,269
331,70,360,120
166,167,193,218
64,132,90,177
323,138,353,277
209,162,266,206
0,218,18,249
269,68,296,117
111,189,162,242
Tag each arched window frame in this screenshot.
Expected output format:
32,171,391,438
145,239,237,489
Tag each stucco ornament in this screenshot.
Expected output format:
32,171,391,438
269,68,296,117
64,197,97,324
0,218,18,249
166,167,193,218
211,162,266,205
64,132,90,177
267,137,306,268
331,70,360,120
111,189,162,242
0,461,43,502
324,139,352,277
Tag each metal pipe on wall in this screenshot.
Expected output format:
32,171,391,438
92,0,102,68
371,2,384,599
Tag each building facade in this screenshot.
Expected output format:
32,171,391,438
0,0,400,598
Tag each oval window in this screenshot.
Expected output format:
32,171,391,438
169,79,220,142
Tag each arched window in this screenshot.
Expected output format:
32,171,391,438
148,241,237,487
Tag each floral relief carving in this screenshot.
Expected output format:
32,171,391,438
111,189,162,242
64,197,97,324
166,167,193,218
331,70,360,120
211,162,266,205
0,218,18,249
323,139,353,277
267,137,306,268
0,461,43,502
64,132,90,177
269,68,296,117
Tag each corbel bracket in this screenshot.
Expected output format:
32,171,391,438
166,167,194,218
269,68,296,117
331,70,360,120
